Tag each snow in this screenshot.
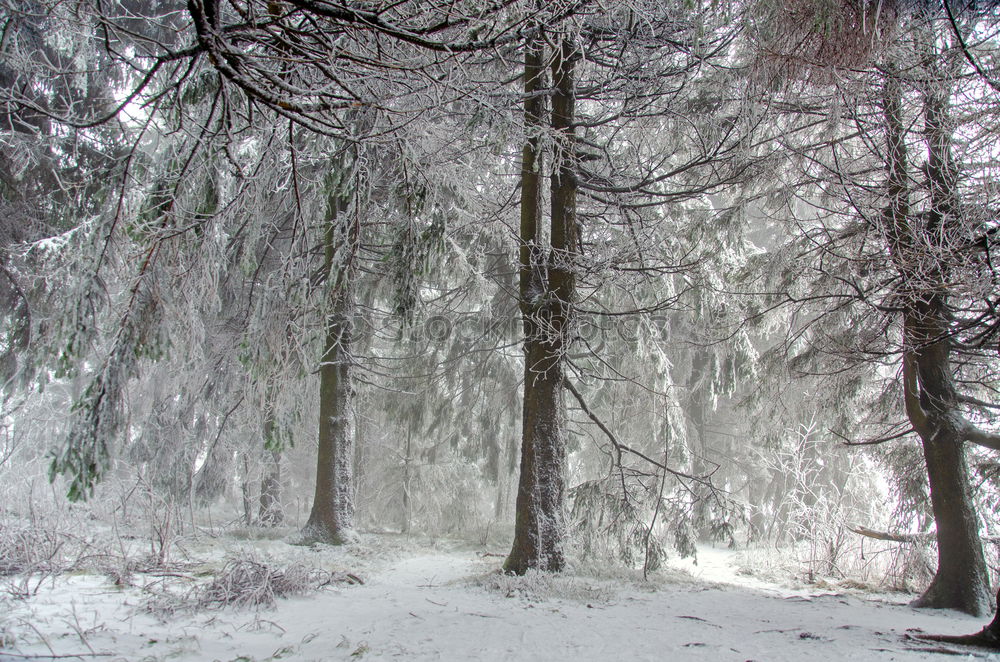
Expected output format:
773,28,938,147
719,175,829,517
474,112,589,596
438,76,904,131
0,535,991,661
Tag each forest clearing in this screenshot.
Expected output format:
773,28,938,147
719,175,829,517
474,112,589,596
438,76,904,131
3,0,1000,659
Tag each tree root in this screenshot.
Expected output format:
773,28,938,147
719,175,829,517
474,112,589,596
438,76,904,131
908,630,1000,649
908,588,1000,651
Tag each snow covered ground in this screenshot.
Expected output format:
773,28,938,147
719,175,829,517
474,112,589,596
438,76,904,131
0,534,993,661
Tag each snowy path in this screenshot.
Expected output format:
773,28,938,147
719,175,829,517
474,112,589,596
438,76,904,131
1,540,994,661
307,551,989,662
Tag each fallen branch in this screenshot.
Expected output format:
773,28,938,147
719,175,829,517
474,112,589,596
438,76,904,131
849,526,932,543
850,526,1000,544
0,653,115,659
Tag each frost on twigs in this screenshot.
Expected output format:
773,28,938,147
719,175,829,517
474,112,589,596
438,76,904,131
0,601,15,648
750,0,896,84
570,480,668,571
0,524,66,578
195,556,336,609
147,553,363,614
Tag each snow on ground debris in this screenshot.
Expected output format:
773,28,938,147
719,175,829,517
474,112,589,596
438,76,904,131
0,535,992,661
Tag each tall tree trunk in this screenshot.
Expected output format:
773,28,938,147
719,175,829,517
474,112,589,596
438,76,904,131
258,446,283,526
300,158,359,545
401,426,412,534
258,398,283,526
882,51,990,615
505,34,577,575
905,82,990,610
687,349,712,539
906,309,991,616
240,453,254,526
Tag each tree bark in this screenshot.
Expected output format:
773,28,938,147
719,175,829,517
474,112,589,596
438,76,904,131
401,426,412,534
240,453,253,526
881,50,991,615
258,446,283,527
906,308,991,616
505,34,577,575
300,158,359,546
258,389,284,526
688,349,713,539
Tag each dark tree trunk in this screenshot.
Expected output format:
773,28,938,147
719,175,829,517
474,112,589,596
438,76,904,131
258,448,283,526
911,427,991,615
687,349,712,539
881,54,990,615
300,160,359,546
401,426,412,534
505,34,577,575
240,454,253,526
905,310,991,616
258,395,283,526
910,42,991,615
301,275,355,544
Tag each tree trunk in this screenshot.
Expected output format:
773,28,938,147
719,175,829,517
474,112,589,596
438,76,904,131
905,309,991,616
240,453,253,526
301,276,355,544
881,47,991,615
911,429,991,615
258,448,283,526
911,36,991,614
505,34,577,575
401,426,412,534
688,349,712,540
258,393,283,526
300,157,359,546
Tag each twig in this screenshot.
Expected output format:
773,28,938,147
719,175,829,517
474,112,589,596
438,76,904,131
943,0,1000,95
831,426,914,447
20,621,56,658
0,653,115,659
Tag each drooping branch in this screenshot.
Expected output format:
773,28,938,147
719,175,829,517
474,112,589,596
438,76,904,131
831,425,915,447
563,377,714,486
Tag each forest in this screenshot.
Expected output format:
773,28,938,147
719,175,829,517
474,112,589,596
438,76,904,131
2,0,1000,659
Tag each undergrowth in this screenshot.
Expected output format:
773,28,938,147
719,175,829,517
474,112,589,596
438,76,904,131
145,552,363,615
